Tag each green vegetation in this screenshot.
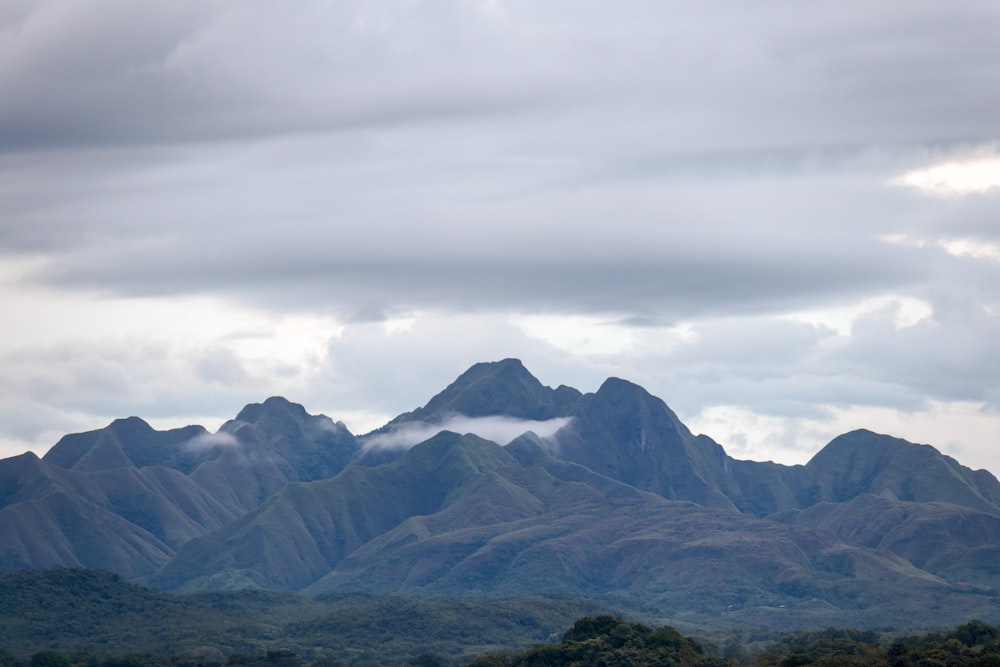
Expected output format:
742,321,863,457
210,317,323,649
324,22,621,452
471,615,728,667
5,573,1000,667
0,569,609,664
287,593,612,661
754,620,1000,666
473,618,1000,667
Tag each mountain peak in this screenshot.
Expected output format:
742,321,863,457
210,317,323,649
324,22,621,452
234,396,310,424
554,375,736,509
399,430,514,476
210,397,358,490
807,430,931,473
109,416,155,432
43,417,207,472
449,358,539,394
593,376,644,398
472,357,529,374
387,359,582,426
807,429,1000,512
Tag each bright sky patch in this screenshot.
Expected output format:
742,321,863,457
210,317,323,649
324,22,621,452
893,154,1000,196
780,295,933,336
509,315,637,356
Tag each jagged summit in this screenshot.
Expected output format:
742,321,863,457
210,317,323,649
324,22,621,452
212,396,359,489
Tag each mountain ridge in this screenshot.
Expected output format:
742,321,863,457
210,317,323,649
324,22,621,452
3,358,1000,631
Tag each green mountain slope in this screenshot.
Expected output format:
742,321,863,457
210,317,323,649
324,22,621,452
774,493,1000,585
0,490,173,576
0,453,234,576
1,398,359,578
804,429,1000,513
153,432,517,591
552,377,737,509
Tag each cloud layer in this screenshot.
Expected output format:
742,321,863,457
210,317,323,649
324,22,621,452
1,1,999,474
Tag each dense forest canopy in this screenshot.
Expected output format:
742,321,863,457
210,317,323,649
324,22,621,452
4,577,1000,667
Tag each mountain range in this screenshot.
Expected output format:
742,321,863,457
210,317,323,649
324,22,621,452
3,358,1000,631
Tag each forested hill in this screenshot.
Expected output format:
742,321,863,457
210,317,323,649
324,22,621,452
473,617,1000,667
4,571,1000,667
0,568,609,663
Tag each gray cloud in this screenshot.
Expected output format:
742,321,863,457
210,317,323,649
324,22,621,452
3,2,997,151
2,1,1000,473
839,292,1000,407
3,1,995,325
11,150,929,324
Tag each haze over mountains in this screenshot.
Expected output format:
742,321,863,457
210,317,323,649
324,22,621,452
2,359,999,630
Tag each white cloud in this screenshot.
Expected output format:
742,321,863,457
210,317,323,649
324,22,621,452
325,409,394,438
361,415,572,452
880,233,1000,264
938,238,1000,262
383,317,416,335
509,314,639,356
893,154,1000,196
183,430,239,452
686,405,824,465
780,294,934,336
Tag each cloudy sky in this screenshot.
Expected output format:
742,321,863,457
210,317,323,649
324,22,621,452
2,1,999,472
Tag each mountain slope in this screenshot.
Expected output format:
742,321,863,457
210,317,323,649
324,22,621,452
552,378,737,510
0,486,173,576
0,452,241,576
774,494,1000,586
153,432,518,591
310,462,991,631
186,397,360,510
1,399,360,578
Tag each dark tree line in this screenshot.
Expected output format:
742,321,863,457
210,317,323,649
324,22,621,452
7,618,1000,667
470,615,729,667
755,620,1000,667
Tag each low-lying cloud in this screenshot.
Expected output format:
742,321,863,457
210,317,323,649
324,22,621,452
362,415,572,452
183,430,240,452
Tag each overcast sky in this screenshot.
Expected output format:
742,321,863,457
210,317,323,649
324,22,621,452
2,0,1000,473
